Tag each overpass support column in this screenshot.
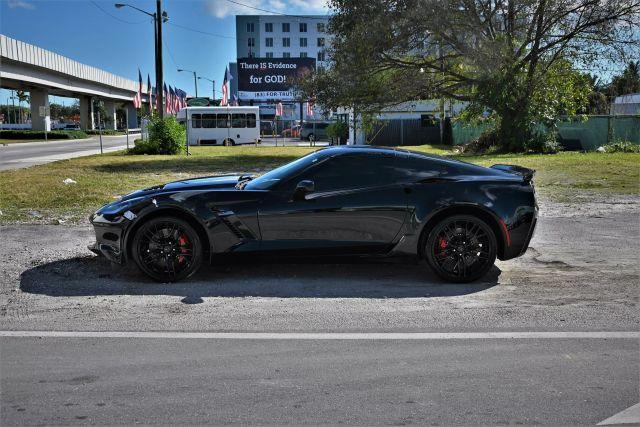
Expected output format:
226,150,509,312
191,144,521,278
79,96,95,130
126,103,138,129
103,100,117,130
30,89,51,131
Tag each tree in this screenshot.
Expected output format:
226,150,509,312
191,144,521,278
309,0,640,151
607,60,640,98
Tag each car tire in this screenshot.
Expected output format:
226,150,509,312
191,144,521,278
131,216,203,282
425,214,497,283
223,139,235,146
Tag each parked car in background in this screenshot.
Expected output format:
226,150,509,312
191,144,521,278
64,123,80,130
282,124,301,138
300,122,330,141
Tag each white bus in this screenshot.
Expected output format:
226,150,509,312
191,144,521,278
178,106,261,146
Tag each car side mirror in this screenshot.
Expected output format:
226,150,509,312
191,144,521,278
293,180,315,201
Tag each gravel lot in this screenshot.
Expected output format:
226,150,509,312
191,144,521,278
1,195,638,333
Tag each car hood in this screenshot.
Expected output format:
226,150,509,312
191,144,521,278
120,175,246,201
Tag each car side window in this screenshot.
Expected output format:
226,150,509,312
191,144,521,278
301,153,397,192
395,154,451,182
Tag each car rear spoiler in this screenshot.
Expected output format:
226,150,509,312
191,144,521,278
490,164,535,183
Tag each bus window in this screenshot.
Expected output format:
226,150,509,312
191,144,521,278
232,114,246,128
246,113,257,128
202,114,216,128
192,113,202,128
217,114,230,128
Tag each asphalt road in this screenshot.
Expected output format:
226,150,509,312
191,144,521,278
1,336,638,425
0,134,139,171
1,197,638,425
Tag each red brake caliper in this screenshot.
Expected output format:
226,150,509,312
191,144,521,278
437,237,448,258
177,234,189,264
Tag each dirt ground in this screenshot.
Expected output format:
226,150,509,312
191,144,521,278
0,195,638,333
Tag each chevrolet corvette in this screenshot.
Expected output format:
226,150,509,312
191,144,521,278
89,146,537,283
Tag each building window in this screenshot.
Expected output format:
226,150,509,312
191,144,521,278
266,52,273,58
282,23,290,32
317,37,325,47
317,51,326,61
265,37,273,47
299,22,307,32
265,22,273,32
283,52,291,58
248,38,255,47
246,22,254,33
300,52,307,58
299,37,307,47
317,23,325,32
282,37,290,47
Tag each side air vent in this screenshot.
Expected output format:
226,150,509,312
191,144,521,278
199,139,218,146
219,216,245,239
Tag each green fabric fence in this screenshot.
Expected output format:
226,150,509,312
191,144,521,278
452,116,640,150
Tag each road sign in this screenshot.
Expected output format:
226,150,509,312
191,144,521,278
38,106,50,117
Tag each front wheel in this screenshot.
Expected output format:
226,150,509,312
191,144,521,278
223,138,235,146
425,215,497,283
131,216,203,282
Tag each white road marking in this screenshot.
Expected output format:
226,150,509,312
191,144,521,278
0,331,638,340
597,402,640,426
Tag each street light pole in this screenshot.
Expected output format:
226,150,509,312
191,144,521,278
198,77,216,103
115,1,167,118
179,69,198,98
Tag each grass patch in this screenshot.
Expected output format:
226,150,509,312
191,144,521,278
0,144,638,224
0,139,46,144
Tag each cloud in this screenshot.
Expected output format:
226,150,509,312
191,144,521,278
7,0,35,9
205,0,329,19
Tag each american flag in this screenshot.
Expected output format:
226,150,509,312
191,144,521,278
164,83,169,114
133,69,142,108
275,101,284,117
306,99,314,117
147,74,153,112
221,66,232,106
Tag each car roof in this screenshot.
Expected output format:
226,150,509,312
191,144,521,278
316,145,505,176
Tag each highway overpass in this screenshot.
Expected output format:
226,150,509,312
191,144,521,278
0,34,151,130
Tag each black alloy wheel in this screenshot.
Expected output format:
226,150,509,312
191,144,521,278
132,216,202,282
425,214,497,283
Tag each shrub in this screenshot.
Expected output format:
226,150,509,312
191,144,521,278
0,129,88,140
85,129,124,136
523,129,562,154
326,121,349,143
602,140,640,153
461,127,500,154
129,116,184,155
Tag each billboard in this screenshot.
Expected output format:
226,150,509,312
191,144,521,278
237,57,316,101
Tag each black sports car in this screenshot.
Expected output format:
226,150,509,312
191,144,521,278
89,146,537,283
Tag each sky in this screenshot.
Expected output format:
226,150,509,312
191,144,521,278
0,0,330,103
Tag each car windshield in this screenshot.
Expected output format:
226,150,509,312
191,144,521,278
244,151,324,190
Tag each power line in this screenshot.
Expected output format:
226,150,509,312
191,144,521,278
167,22,237,41
89,1,148,25
222,0,330,20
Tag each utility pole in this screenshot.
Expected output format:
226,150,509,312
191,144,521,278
115,2,167,118
156,0,164,118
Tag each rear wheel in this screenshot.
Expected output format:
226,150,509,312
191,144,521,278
223,138,234,146
132,216,203,282
425,215,497,283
